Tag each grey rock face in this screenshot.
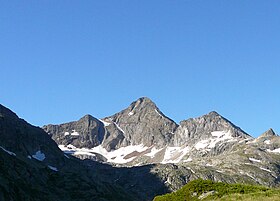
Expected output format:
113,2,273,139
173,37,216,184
259,128,276,138
43,98,254,163
173,111,251,147
43,114,105,149
102,97,179,149
43,97,179,152
0,104,64,166
0,104,137,201
101,122,126,151
2,101,280,201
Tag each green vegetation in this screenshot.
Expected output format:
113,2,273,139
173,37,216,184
153,179,280,201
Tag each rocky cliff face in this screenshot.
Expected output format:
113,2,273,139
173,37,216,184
173,111,251,147
0,104,142,201
0,104,65,167
2,101,280,201
42,97,280,192
43,97,178,152
101,97,178,149
44,98,253,164
43,114,105,149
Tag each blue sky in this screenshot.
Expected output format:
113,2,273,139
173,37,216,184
1,1,279,137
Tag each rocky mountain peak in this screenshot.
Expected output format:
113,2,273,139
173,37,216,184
80,114,95,120
123,97,159,116
78,114,100,125
201,111,228,122
173,111,251,147
208,111,221,116
133,96,155,106
101,97,178,148
259,128,276,138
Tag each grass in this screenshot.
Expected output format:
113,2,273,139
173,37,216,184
153,179,280,201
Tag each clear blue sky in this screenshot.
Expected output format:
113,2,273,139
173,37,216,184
1,1,279,137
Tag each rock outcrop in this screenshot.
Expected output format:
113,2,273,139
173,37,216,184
101,97,178,149
43,98,256,165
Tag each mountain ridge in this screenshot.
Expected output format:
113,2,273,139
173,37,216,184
2,100,280,201
43,97,261,166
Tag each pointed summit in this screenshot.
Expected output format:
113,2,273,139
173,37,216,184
136,96,153,103
200,111,250,136
79,114,98,122
129,97,157,111
208,111,221,116
174,111,251,146
102,97,178,148
259,128,276,138
204,111,229,120
106,97,172,122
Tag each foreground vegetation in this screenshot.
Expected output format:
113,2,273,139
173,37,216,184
153,179,280,201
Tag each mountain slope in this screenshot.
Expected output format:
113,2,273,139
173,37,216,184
0,104,136,201
41,97,280,197
102,97,178,149
43,114,105,149
153,179,279,201
173,111,251,147
0,104,65,167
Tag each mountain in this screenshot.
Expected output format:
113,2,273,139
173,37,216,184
173,111,251,147
2,99,280,201
43,97,280,192
44,97,253,165
0,104,138,201
101,97,178,149
44,97,180,164
43,114,105,148
0,104,64,167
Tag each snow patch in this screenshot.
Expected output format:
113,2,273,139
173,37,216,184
48,165,58,172
155,109,164,118
128,112,134,116
264,140,271,144
59,144,148,164
267,148,280,153
74,150,96,157
27,155,32,159
183,158,192,162
0,146,16,156
247,139,257,144
195,140,209,150
211,131,226,137
246,173,256,181
100,119,111,127
64,132,70,136
239,139,249,144
194,131,235,150
208,131,234,148
32,150,46,161
67,144,77,149
249,157,261,163
161,146,190,164
186,167,195,173
260,167,272,173
71,130,79,136
144,147,163,158
114,122,125,134
216,170,224,173
91,144,147,164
